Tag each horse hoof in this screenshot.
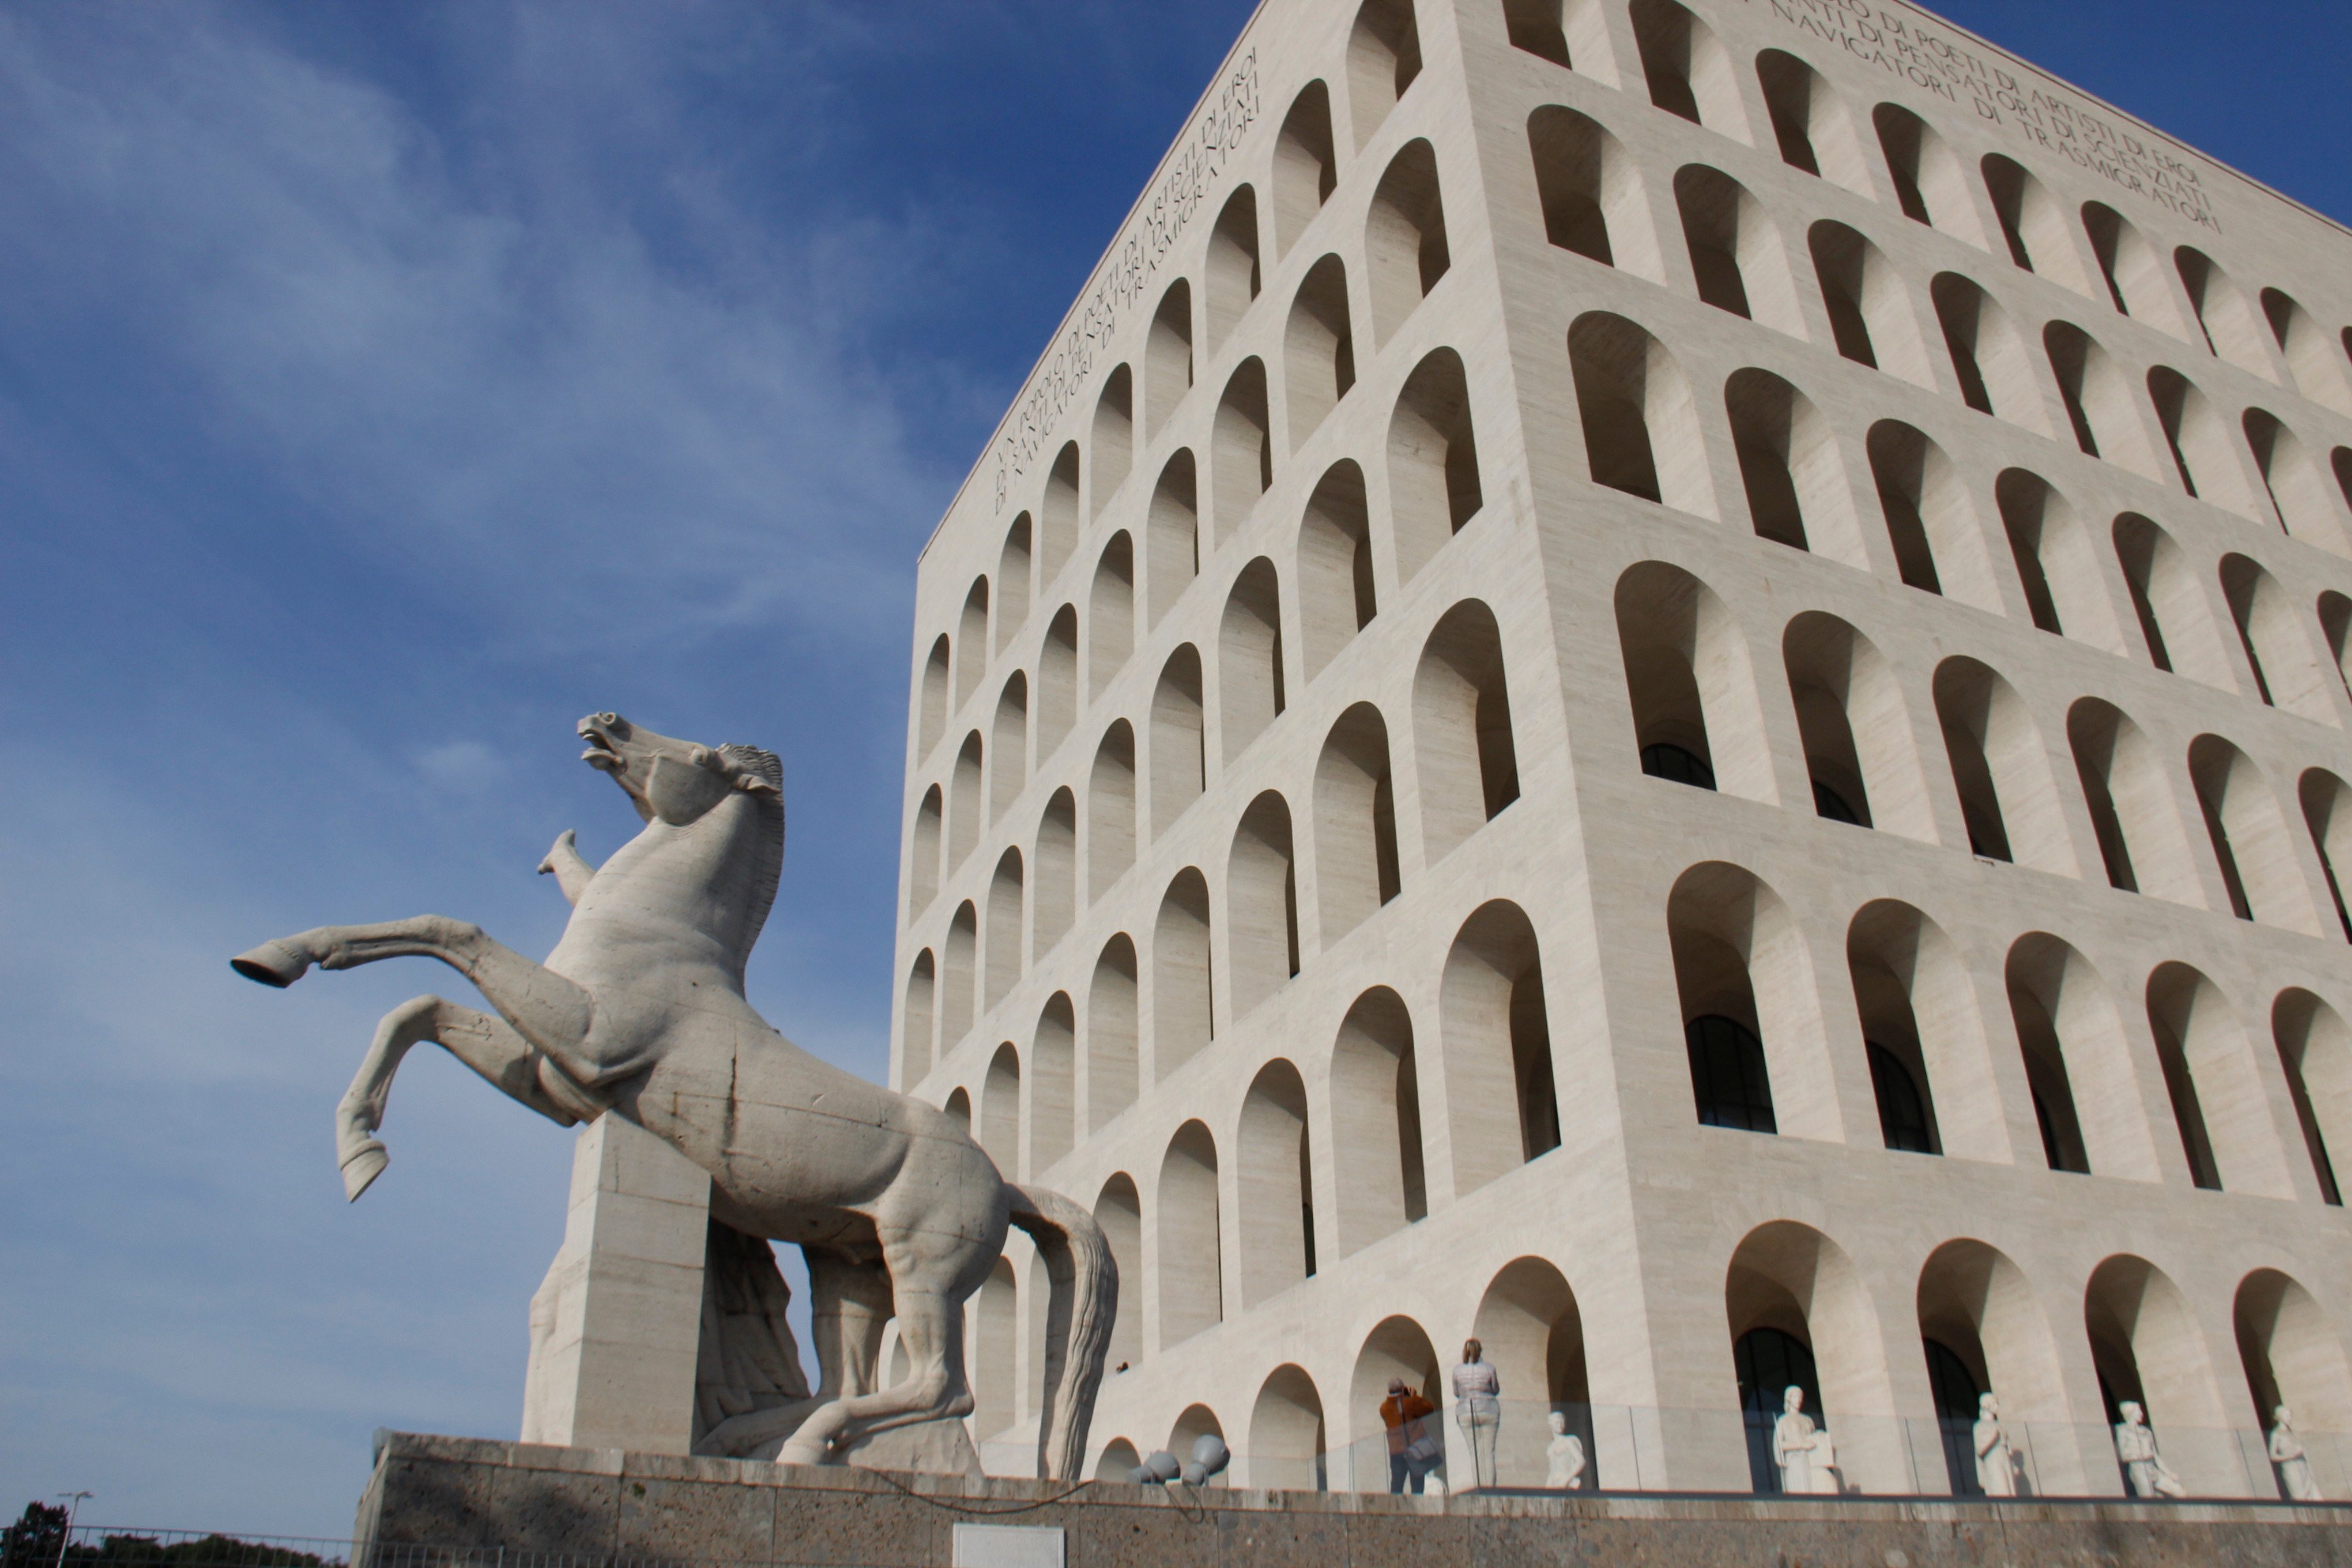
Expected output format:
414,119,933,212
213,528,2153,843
342,1141,389,1201
231,940,313,988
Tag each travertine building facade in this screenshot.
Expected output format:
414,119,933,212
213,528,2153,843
889,0,2352,1500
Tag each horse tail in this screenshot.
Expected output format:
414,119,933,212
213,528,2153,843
1004,1181,1117,1482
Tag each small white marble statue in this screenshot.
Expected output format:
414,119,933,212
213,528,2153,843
1545,1410,1586,1490
2271,1405,2322,1501
232,713,1116,1479
1773,1386,1840,1494
1974,1392,2017,1497
2112,1401,2187,1498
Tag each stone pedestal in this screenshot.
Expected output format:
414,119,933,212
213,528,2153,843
521,1115,711,1455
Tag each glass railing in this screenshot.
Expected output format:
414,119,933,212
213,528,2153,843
1177,1399,2352,1501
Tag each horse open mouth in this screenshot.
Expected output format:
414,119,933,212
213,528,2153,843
579,729,623,771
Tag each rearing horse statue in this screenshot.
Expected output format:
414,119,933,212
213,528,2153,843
231,713,1113,1478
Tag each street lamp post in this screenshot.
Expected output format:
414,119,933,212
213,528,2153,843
52,1494,91,1568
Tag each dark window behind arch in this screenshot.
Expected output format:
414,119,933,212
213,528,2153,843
1735,1327,1820,1493
1867,1042,1934,1152
1687,1013,1776,1132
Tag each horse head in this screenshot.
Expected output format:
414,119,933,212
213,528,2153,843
578,711,779,825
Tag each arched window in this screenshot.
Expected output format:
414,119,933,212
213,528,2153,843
1086,936,1139,1130
1296,459,1377,679
1329,986,1426,1254
1089,534,1134,697
1225,791,1300,1014
2190,734,2323,934
971,1256,1016,1439
2323,591,2352,700
2299,770,2352,941
1980,154,2095,295
1726,1223,1892,1492
1615,559,1775,802
1038,605,1078,757
1273,82,1337,257
1783,611,1937,840
1526,105,1662,279
1346,0,1420,147
996,517,1032,653
2262,287,2352,415
981,1041,1021,1173
2219,554,2335,722
1931,656,2075,872
1866,420,2000,609
1034,789,1076,960
2006,933,2155,1178
2148,366,2263,519
1247,1366,1328,1492
901,949,936,1087
949,730,983,866
1754,50,1871,193
1673,165,1804,335
2174,246,2275,377
1725,368,1862,561
2274,991,2352,1205
1688,1014,1776,1132
2084,1254,2235,1491
1237,1059,1317,1305
1031,993,1075,1171
1220,559,1286,759
1849,900,2002,1158
1087,721,1136,900
942,901,978,1054
1149,645,1205,836
1628,0,1748,140
956,578,990,706
1041,442,1080,581
2044,321,2167,482
1213,359,1273,545
1567,310,1716,515
1995,470,2125,653
2067,698,2203,904
1872,103,1983,246
1414,599,1519,860
984,848,1023,1009
2081,201,2193,339
1670,863,1827,1137
990,674,1028,820
1931,273,2049,433
909,784,943,916
2112,514,2234,686
2244,408,2350,555
1440,900,1560,1192
1388,347,1484,580
1156,1120,1223,1345
1917,1241,2070,1494
2236,1270,2352,1475
1092,1173,1142,1369
1810,221,1936,387
1284,255,1356,446
1091,364,1132,516
944,1086,970,1132
1314,702,1401,941
918,634,950,756
1145,281,1194,438
1205,186,1260,354
1146,451,1199,627
2147,964,2296,1198
1505,0,1614,78
1365,140,1450,346
1153,868,1214,1079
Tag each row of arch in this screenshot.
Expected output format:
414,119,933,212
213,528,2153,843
1078,1239,2349,1499
902,597,1518,1083
1506,0,2352,414
1619,558,2352,941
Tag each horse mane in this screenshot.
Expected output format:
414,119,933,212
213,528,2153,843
719,743,785,973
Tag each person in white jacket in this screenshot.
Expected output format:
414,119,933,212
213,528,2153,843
1452,1338,1501,1488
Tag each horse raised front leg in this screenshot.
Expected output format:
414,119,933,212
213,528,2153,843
233,917,598,1085
337,996,594,1202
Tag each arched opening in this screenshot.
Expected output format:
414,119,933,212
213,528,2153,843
1205,186,1261,354
1297,459,1377,679
1213,359,1273,545
1219,558,1287,760
1849,900,2006,1159
1614,559,1775,802
1147,451,1199,627
1086,935,1138,1132
1473,1257,1595,1488
996,517,1032,654
1038,604,1077,758
1783,610,1936,840
2174,246,2275,377
1041,442,1080,581
2244,408,2350,556
2066,698,2203,904
1414,599,1519,860
2148,962,2295,1197
941,900,977,1054
990,674,1028,821
1629,0,1748,140
1755,50,1870,192
1347,0,1421,147
1673,164,1803,335
1567,310,1716,516
1727,1222,1897,1494
1980,154,2094,295
918,634,951,757
902,949,936,1088
2084,1254,2234,1494
1933,658,2042,861
1915,1240,2074,1495
1273,82,1338,257
1226,791,1300,1014
2264,287,2352,415
1351,1316,1443,1492
1810,220,1935,387
1089,534,1134,698
1285,255,1356,446
1153,868,1214,1079
1872,103,1984,246
1931,273,2049,434
2112,514,2234,686
2006,932,2154,1179
1314,703,1401,941
1034,788,1075,960
1145,281,1194,439
1031,994,1074,1172
1725,368,1862,561
985,848,1024,1010
1237,1058,1318,1305
1248,1365,1328,1490
2082,201,2192,340
2219,553,2335,721
1866,419,1999,609
956,579,990,708
1365,139,1450,346
1156,1120,1223,1346
981,1041,1021,1173
2148,365,2263,519
2045,321,2166,482
971,1257,1017,1441
1092,1173,1142,1372
1387,347,1484,581
2190,733,2321,934
1441,900,1558,1192
2272,990,2352,1205
2300,770,2352,941
1329,985,1426,1255
909,785,943,916
1149,646,1206,836
2324,591,2352,700
1671,862,1827,1138
1526,105,1662,280
1091,363,1133,516
1087,721,1136,901
1168,1405,1228,1486
1093,1437,1140,1480
2236,1269,2352,1497
1994,470,2124,652
944,1086,972,1133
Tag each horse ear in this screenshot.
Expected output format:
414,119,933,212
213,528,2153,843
736,772,780,796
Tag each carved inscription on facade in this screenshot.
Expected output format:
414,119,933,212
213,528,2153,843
1765,0,2221,233
990,50,1261,513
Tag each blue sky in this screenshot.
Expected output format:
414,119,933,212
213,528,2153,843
0,0,2344,1540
